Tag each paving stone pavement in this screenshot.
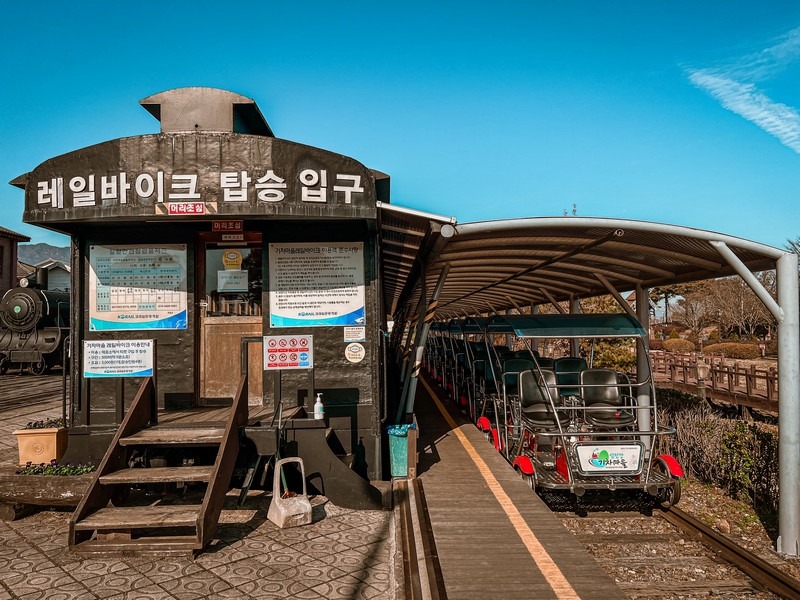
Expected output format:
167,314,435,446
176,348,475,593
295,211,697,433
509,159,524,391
0,376,402,599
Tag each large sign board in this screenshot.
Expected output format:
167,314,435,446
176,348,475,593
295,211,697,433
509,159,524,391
23,136,376,225
89,244,187,331
268,242,365,328
83,340,154,378
263,335,314,370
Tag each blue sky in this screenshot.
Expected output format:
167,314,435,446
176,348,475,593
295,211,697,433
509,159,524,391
2,1,800,249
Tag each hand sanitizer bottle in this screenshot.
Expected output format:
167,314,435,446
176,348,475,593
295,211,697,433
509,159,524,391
314,393,324,420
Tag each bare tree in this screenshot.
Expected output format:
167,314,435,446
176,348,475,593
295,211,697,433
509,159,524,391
706,276,774,338
671,282,712,339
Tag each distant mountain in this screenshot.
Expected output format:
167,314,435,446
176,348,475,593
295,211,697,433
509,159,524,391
18,243,70,265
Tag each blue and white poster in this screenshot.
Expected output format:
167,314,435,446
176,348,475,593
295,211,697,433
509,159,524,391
83,340,154,378
89,244,187,331
269,242,365,328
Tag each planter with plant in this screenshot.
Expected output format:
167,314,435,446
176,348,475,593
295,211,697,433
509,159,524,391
0,459,96,520
12,418,68,466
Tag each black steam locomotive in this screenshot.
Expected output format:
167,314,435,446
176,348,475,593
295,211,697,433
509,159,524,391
0,279,69,375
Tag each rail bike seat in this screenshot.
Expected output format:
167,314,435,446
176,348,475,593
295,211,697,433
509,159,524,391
554,356,587,398
519,369,568,429
502,358,536,398
536,356,555,369
580,368,636,428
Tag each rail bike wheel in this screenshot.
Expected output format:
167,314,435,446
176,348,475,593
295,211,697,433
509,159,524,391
652,457,682,509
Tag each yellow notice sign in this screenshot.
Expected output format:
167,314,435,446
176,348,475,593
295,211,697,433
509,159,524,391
222,249,243,270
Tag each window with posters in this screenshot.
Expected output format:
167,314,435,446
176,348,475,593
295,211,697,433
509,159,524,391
204,245,262,317
268,242,365,327
88,244,188,331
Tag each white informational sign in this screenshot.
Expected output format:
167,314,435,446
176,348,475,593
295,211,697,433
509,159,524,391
576,443,643,475
89,245,187,331
217,270,248,292
269,242,365,327
263,335,314,370
344,342,366,363
344,327,367,342
83,340,154,378
344,326,366,342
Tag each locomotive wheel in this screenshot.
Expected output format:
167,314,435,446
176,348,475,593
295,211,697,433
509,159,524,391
0,358,8,375
31,360,47,376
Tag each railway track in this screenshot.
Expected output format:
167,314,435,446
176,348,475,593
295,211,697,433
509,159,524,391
662,505,800,600
547,492,800,599
0,372,67,411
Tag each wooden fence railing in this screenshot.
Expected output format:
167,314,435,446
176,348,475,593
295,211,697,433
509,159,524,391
650,351,778,413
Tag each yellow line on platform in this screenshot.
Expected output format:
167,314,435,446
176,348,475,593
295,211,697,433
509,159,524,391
420,377,580,600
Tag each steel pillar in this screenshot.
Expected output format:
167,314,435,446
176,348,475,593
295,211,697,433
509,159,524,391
569,295,581,356
776,252,800,556
400,264,451,419
635,284,652,447
710,242,799,555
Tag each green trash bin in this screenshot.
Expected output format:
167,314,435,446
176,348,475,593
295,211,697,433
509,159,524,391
387,424,415,478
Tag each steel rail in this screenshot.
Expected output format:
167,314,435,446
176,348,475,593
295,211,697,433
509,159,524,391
661,505,800,600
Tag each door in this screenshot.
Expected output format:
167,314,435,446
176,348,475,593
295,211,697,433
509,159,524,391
198,237,263,405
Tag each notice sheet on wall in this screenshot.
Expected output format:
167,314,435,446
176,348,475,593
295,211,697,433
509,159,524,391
83,340,154,378
268,242,365,327
89,244,187,331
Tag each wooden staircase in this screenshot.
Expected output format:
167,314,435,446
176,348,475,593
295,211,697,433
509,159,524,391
68,374,248,555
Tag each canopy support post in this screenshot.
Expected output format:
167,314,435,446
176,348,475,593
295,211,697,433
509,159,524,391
569,295,581,356
635,284,652,450
400,264,451,420
776,252,800,556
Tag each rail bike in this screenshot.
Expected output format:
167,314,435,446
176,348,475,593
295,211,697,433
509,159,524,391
426,313,683,507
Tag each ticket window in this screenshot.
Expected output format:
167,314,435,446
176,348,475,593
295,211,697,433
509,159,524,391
198,239,264,404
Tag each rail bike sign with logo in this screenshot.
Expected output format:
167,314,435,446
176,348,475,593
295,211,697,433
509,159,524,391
575,443,644,475
263,335,314,370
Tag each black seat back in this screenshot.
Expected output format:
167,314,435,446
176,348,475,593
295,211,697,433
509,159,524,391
581,368,622,407
519,369,559,408
555,356,587,397
502,358,536,394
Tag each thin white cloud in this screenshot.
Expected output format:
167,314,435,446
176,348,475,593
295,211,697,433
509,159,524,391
727,25,800,82
689,69,800,153
687,26,800,153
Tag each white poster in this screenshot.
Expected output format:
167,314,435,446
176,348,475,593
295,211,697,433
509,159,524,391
217,270,248,292
89,244,187,331
269,242,365,327
83,340,154,378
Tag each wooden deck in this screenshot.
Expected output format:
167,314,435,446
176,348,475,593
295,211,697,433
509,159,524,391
0,371,295,427
415,375,622,599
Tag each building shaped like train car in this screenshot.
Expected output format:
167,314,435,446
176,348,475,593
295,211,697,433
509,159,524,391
10,87,800,557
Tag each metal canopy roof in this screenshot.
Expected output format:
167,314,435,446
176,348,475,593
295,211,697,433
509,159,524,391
482,313,646,338
397,216,786,320
377,203,455,316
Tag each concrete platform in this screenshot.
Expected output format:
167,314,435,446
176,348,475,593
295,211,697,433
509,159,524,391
414,374,624,599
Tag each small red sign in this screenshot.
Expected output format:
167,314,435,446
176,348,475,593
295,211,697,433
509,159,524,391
212,220,243,232
168,202,205,215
